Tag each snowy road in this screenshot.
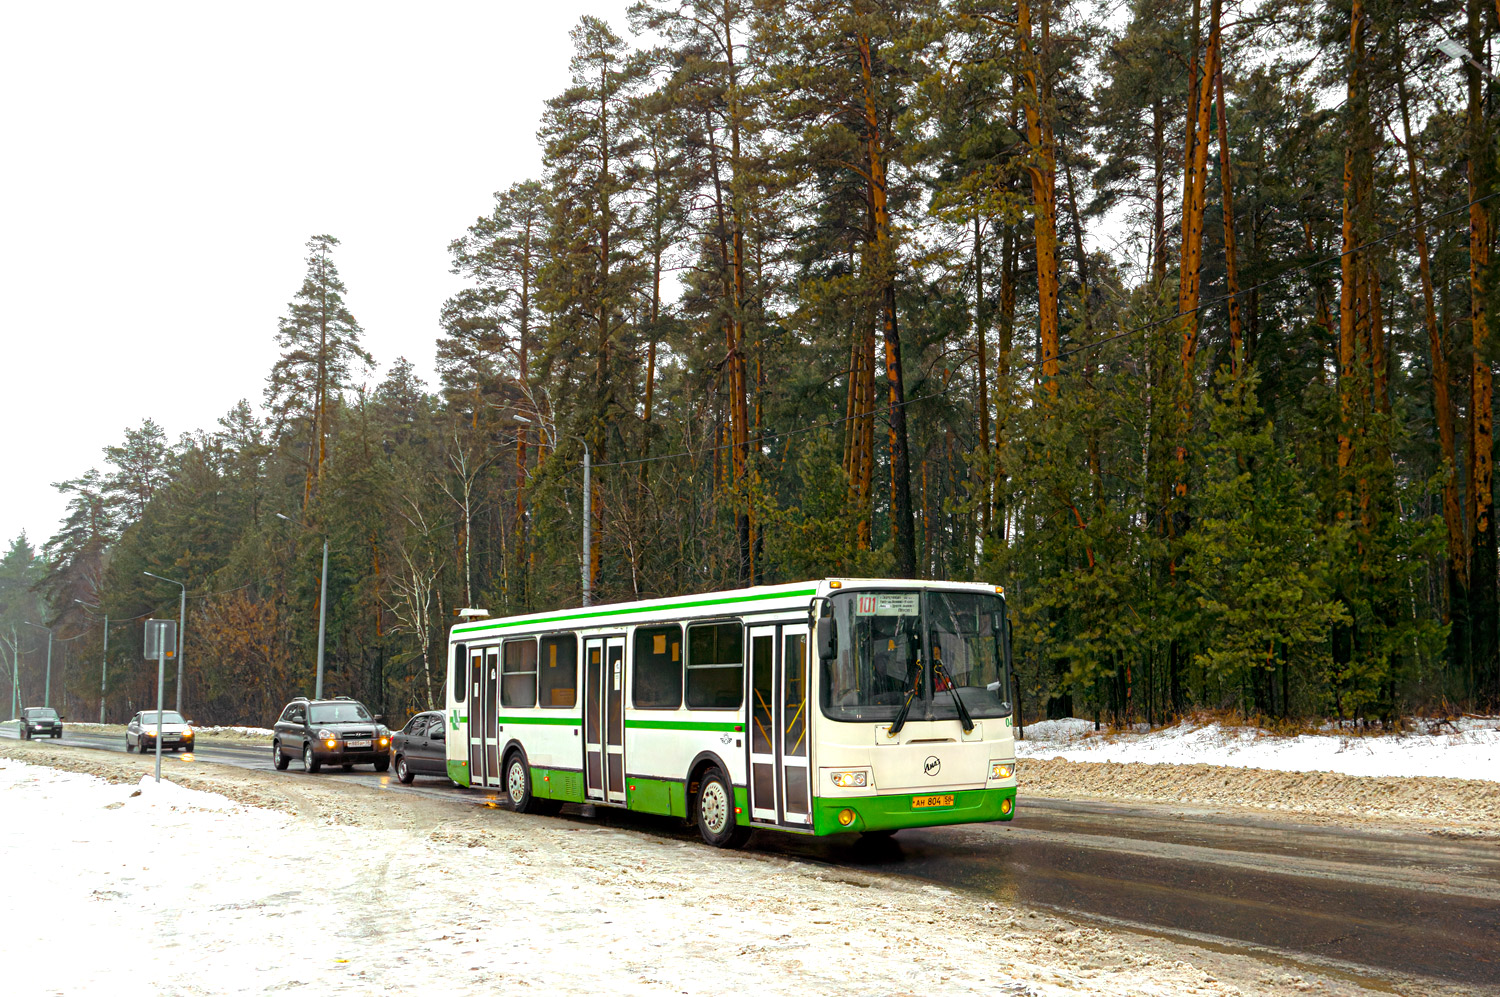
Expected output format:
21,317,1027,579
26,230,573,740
4,727,1498,991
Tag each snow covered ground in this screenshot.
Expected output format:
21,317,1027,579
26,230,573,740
0,756,1383,997
1017,715,1500,782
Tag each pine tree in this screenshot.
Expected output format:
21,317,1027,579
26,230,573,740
266,234,371,508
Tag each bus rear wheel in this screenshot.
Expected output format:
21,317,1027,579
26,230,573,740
695,768,750,849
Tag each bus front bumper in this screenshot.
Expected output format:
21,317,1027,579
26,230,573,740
810,786,1016,835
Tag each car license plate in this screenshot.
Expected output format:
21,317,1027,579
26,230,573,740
346,739,371,748
911,794,955,809
165,735,180,741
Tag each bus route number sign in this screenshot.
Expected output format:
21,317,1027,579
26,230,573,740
856,593,918,617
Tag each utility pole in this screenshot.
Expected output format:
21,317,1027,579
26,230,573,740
22,622,53,708
277,514,330,699
316,537,329,699
143,572,187,713
581,444,592,607
8,625,17,719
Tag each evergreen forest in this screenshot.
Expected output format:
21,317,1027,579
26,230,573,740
3,0,1497,728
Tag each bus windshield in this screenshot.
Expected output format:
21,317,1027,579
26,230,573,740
819,589,1013,723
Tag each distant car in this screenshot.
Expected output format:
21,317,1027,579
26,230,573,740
19,707,62,739
126,711,195,752
390,711,449,784
272,696,390,773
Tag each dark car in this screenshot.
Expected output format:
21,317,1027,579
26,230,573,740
272,696,390,773
389,711,449,784
19,707,62,739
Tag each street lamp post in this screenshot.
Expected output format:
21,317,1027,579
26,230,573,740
277,513,329,699
513,414,592,607
142,572,187,713
76,600,111,724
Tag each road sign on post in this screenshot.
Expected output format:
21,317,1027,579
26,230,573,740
144,620,176,661
143,619,176,783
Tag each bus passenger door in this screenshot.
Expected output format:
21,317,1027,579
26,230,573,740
747,625,779,823
605,636,626,804
468,648,484,786
483,647,500,786
584,637,604,801
780,626,812,825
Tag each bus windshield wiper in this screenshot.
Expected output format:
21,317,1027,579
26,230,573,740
933,659,974,733
886,659,922,737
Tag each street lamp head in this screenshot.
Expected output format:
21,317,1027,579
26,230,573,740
1437,38,1469,61
275,512,293,523
511,413,533,424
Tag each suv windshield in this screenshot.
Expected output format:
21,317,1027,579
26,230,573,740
25,709,57,719
139,711,185,724
819,589,1013,723
308,702,372,724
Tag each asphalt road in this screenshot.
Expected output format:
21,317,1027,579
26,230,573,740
5,724,1497,992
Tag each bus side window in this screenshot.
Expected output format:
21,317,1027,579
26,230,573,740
685,622,743,709
451,643,467,703
540,635,578,708
633,624,683,709
502,638,539,708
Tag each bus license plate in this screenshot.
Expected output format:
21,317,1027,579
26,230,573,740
346,739,371,748
911,794,954,809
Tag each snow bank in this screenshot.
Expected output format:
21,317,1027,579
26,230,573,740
1017,715,1500,782
0,756,1324,997
193,724,274,737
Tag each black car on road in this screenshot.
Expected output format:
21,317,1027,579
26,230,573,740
272,697,390,773
19,707,62,739
390,711,449,784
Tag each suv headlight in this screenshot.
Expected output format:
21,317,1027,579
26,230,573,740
376,725,390,737
990,761,1015,781
829,770,869,789
317,729,336,741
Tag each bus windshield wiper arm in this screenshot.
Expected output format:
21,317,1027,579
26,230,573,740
886,659,922,737
933,659,974,733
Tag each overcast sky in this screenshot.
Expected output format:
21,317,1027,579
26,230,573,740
0,0,636,550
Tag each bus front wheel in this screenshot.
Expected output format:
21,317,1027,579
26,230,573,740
695,769,750,849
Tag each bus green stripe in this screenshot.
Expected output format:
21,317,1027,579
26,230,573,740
496,715,581,726
452,588,818,635
624,719,741,733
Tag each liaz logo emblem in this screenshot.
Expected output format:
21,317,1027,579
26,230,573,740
924,756,941,777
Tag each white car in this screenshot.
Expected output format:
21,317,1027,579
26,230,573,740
126,710,196,753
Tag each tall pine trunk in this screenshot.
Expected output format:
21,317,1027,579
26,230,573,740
858,29,916,576
1467,0,1497,701
1019,0,1060,396
1397,71,1467,676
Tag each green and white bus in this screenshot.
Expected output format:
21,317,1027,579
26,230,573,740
443,578,1018,847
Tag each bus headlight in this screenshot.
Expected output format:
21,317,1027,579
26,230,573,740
830,770,868,789
990,761,1015,781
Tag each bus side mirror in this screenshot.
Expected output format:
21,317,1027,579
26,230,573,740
816,615,836,660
